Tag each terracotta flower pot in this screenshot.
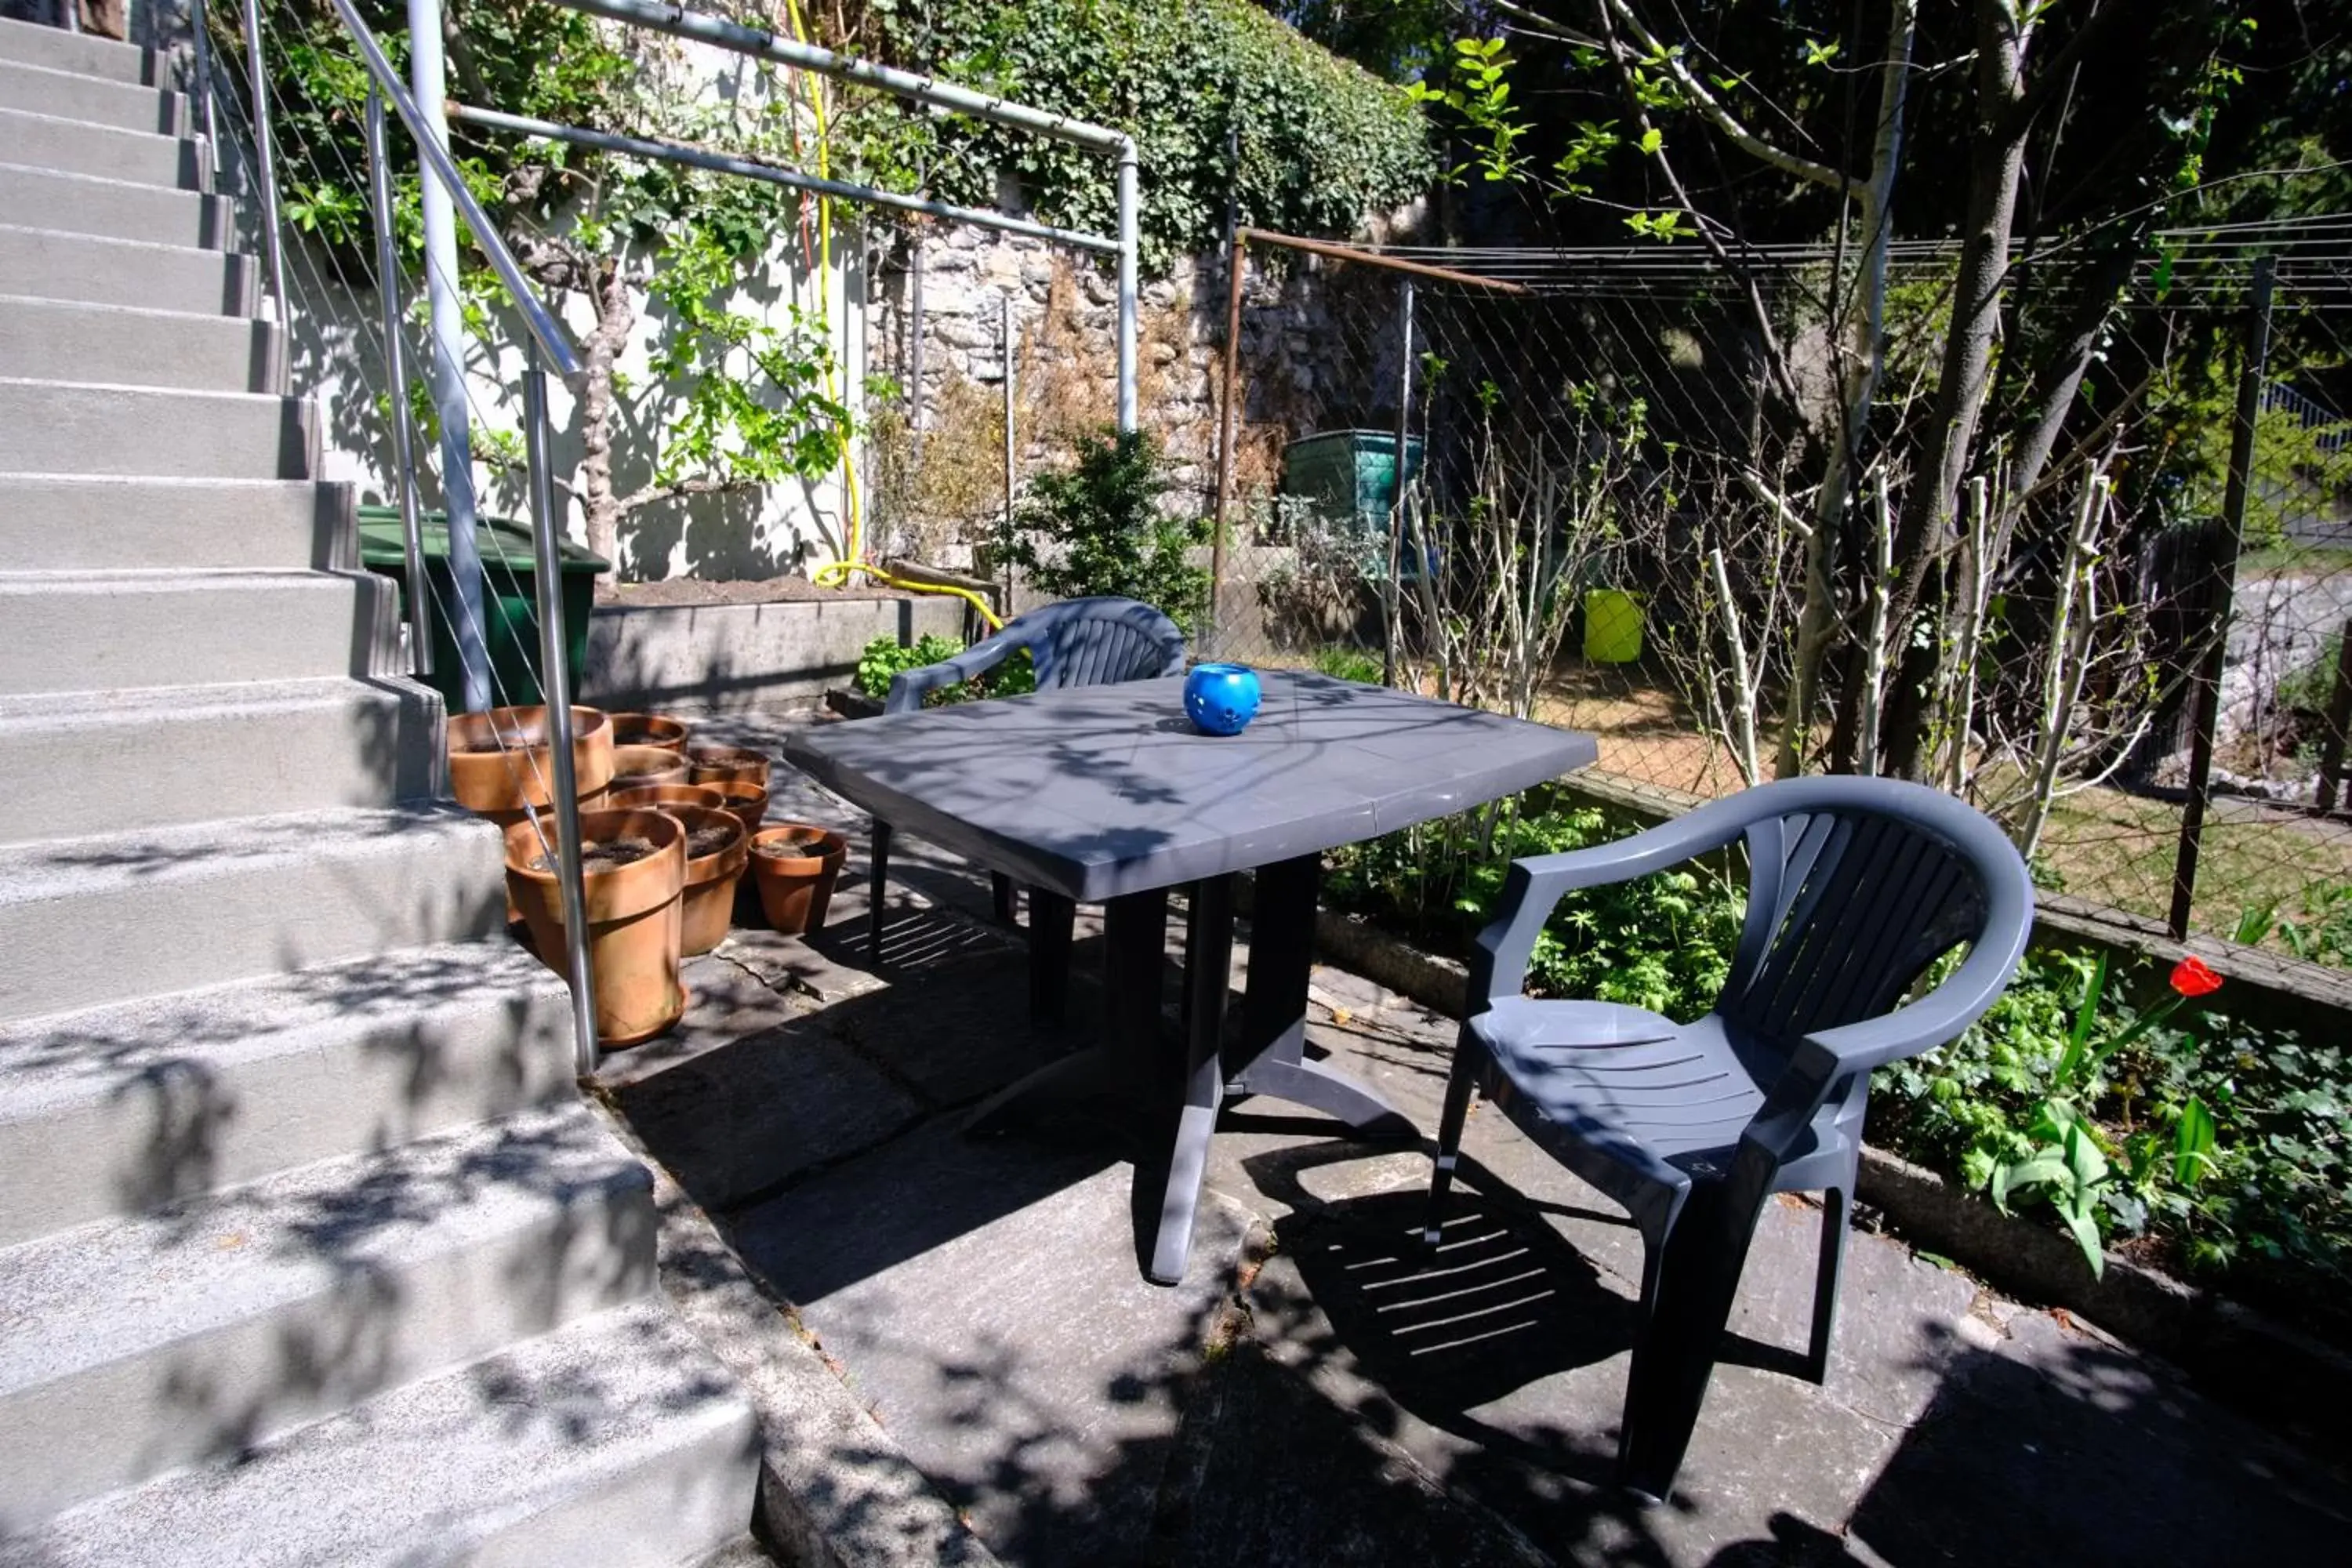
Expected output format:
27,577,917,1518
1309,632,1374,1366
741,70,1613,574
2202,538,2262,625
608,712,690,754
706,779,769,838
749,823,848,935
448,706,614,816
687,744,773,790
608,744,690,793
502,807,688,1048
606,782,728,814
666,804,749,957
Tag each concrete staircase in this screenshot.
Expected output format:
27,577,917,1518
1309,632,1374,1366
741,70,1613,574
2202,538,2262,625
0,16,760,1563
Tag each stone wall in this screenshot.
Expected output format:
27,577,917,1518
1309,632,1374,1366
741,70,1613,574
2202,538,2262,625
860,223,1388,565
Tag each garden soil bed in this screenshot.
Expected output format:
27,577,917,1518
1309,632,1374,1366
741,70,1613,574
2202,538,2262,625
1267,882,2352,1453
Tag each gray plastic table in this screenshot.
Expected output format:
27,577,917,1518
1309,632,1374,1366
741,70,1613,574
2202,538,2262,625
785,671,1598,1283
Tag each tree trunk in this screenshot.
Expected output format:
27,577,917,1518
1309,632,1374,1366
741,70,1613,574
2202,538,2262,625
1876,0,2036,776
1773,0,1917,779
577,252,634,568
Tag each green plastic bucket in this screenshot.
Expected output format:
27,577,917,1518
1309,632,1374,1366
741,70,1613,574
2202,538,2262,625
1584,590,1643,663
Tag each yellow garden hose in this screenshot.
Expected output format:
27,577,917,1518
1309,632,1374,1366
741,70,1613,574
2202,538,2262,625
779,1,1000,628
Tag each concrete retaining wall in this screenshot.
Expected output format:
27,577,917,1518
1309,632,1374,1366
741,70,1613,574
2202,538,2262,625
584,594,965,715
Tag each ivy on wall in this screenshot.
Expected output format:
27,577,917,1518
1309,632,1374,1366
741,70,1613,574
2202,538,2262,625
842,0,1436,269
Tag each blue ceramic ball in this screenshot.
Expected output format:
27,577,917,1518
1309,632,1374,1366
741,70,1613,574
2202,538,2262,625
1184,662,1261,736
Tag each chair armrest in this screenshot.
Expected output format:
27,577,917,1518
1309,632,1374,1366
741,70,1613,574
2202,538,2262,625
1467,805,1760,1012
884,627,1026,714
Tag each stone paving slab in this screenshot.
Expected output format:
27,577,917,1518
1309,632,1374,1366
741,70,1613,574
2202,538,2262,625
605,735,2352,1568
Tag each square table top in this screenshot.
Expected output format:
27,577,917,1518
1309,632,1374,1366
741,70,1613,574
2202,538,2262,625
785,671,1597,902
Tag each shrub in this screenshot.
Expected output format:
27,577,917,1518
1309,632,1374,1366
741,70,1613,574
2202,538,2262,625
997,427,1210,632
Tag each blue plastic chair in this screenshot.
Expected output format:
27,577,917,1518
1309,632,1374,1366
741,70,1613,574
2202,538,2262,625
869,597,1187,1016
1423,776,2033,1500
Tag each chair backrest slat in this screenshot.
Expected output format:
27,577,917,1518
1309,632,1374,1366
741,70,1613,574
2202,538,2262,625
1017,597,1188,691
1723,790,1999,1054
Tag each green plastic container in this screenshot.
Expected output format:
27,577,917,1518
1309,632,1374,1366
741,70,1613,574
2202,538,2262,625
1584,589,1644,663
1279,430,1429,576
356,506,608,710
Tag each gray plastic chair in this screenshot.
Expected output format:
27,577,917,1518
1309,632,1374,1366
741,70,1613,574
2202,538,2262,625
1423,775,2033,1499
869,596,1187,1014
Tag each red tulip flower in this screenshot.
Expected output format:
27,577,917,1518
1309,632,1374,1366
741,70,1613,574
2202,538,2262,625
2169,956,2223,998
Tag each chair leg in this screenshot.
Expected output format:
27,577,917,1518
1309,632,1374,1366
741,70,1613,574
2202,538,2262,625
1423,1030,1483,1245
1806,1184,1850,1385
867,820,892,960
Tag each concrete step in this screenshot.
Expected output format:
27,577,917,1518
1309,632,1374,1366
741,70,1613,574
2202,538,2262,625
0,224,254,314
0,294,282,393
0,106,205,189
0,475,353,572
0,57,183,135
0,571,391,696
0,16,162,85
0,803,508,1023
0,942,575,1247
0,162,235,249
0,1299,760,1567
0,1099,658,1526
0,376,311,479
0,676,441,844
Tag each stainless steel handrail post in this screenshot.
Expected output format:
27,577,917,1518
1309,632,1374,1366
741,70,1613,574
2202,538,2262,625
235,0,289,325
189,0,214,147
523,343,599,1076
366,86,435,681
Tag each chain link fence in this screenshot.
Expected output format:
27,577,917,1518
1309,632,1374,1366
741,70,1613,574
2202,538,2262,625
1201,231,2352,969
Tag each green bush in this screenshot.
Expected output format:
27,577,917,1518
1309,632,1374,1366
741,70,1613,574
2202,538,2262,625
1873,950,2350,1329
1322,790,1745,1022
852,633,1034,706
997,427,1210,632
851,0,1435,267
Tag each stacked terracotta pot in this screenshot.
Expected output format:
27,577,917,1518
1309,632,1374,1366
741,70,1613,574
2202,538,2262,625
451,706,843,1051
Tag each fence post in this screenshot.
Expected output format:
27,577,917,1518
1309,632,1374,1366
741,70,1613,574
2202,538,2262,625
1209,234,1247,662
2168,254,2274,940
2318,618,2352,814
1383,277,1415,691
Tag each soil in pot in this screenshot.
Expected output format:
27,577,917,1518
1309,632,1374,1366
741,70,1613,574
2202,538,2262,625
707,779,769,838
609,712,691,753
503,807,687,1047
688,745,774,789
749,824,848,935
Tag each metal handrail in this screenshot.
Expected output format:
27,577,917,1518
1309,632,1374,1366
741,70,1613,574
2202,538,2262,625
324,0,586,388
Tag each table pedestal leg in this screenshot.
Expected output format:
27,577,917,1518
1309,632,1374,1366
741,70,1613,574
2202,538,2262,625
1225,855,1417,1141
965,886,1166,1138
1146,876,1231,1284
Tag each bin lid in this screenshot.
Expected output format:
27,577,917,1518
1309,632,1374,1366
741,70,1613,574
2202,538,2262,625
355,506,610,575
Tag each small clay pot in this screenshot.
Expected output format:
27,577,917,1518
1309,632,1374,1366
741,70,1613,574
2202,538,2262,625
608,712,690,753
706,779,769,838
606,782,728,814
503,807,688,1048
448,706,614,816
749,823,848,935
608,744,689,793
687,744,773,790
667,804,749,957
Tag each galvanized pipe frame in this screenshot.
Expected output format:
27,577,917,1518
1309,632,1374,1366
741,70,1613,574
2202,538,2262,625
540,0,1140,434
446,104,1122,256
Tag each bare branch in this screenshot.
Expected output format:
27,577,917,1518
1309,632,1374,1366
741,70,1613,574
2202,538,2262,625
615,477,764,516
1596,0,1858,194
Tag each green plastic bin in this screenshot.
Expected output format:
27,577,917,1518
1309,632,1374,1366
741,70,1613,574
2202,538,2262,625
1279,430,1432,578
356,506,608,710
1584,589,1644,663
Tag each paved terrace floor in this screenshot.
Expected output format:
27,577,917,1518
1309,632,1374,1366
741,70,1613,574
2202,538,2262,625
598,712,2352,1568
